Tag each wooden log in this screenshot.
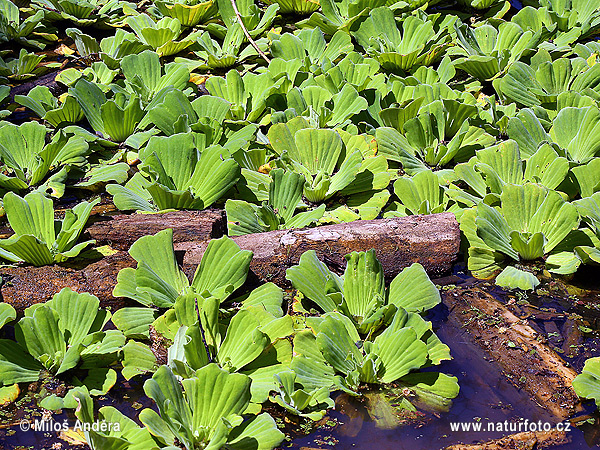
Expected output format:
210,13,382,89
0,213,459,311
84,209,226,250
444,430,570,450
178,212,460,285
0,251,136,312
443,287,581,420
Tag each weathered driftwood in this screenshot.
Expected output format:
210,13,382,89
1,213,459,311
444,430,570,450
178,212,460,285
443,287,580,420
84,209,226,250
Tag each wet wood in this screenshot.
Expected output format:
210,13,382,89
561,318,584,357
443,287,581,420
0,251,136,312
178,212,460,285
444,430,570,450
84,209,226,250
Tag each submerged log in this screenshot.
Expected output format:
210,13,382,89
84,209,226,250
178,212,460,285
444,430,570,450
443,287,580,420
1,212,459,311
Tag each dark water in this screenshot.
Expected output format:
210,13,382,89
290,324,599,450
2,273,600,450
291,268,600,450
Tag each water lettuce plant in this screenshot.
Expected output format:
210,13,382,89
262,0,318,14
0,121,90,196
573,357,600,410
0,288,122,392
15,86,83,127
297,309,455,393
107,133,240,212
297,0,386,35
164,290,294,406
287,249,442,333
226,168,326,235
113,229,251,307
285,250,456,406
448,140,569,209
125,14,200,56
70,364,285,450
460,183,579,278
0,192,98,266
494,51,600,109
140,364,284,450
267,118,389,207
153,0,218,27
452,21,539,81
353,8,455,73
31,0,135,26
0,0,47,48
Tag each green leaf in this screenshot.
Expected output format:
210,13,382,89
0,340,43,385
316,313,363,375
342,250,385,320
573,357,600,409
551,106,600,164
111,307,157,339
286,250,342,313
0,304,15,329
191,236,252,301
113,229,189,308
240,283,284,318
495,266,540,290
15,305,68,374
80,368,117,395
227,413,284,450
501,184,579,254
122,341,157,380
217,309,270,371
388,263,440,312
393,170,446,215
374,324,428,383
46,288,103,346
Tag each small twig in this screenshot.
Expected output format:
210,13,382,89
229,0,271,64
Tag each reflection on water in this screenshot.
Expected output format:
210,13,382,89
289,273,600,450
2,274,600,450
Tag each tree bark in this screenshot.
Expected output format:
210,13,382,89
443,287,581,420
0,251,136,312
84,209,226,250
178,212,460,285
1,212,460,311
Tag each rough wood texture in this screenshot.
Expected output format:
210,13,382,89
443,287,580,420
444,430,570,450
0,252,136,312
84,209,226,250
1,212,459,311
178,212,460,285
